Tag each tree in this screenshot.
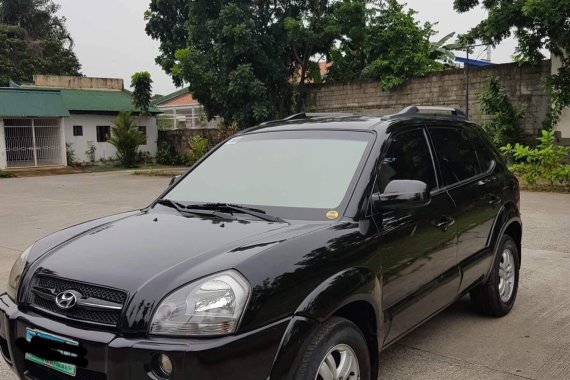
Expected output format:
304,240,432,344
326,0,441,89
453,0,570,126
144,0,189,87
108,112,146,168
147,1,293,129
145,0,445,128
131,72,153,116
429,32,461,67
479,76,524,147
0,0,81,85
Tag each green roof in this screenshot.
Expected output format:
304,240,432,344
60,89,161,114
154,87,190,105
0,88,70,117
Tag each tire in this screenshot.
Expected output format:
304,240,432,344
470,234,520,317
293,317,371,380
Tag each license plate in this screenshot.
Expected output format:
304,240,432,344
24,328,78,377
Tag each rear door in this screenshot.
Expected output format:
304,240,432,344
427,123,502,292
373,125,459,342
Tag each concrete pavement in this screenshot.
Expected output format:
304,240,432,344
0,172,569,379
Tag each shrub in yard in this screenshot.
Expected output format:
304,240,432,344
0,170,16,178
86,142,96,164
501,129,570,186
156,141,185,166
479,76,525,147
66,143,76,165
187,135,208,165
108,111,146,168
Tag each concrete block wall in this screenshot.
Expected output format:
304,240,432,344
305,61,551,138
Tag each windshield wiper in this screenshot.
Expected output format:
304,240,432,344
190,203,287,223
156,199,237,220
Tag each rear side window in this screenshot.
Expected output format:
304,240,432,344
429,127,480,185
378,129,437,193
463,127,496,172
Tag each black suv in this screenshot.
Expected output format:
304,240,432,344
1,106,521,380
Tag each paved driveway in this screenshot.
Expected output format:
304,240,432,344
0,172,569,379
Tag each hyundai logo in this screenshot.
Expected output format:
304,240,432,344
55,291,79,310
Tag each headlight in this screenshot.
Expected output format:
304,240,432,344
7,245,32,301
150,270,250,337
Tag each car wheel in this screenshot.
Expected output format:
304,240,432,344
471,234,520,317
293,317,371,380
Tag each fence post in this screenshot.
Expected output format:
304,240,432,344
31,118,38,167
0,119,6,170
60,118,67,166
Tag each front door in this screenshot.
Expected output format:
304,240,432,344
372,127,459,343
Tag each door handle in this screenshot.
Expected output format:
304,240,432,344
488,194,502,209
435,215,455,232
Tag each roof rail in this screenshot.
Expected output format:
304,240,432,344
257,112,353,127
384,106,467,120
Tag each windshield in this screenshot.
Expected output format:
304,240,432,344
164,130,373,214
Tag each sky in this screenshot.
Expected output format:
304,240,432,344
55,0,522,96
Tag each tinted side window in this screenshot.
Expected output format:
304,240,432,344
464,127,495,172
378,129,437,193
429,127,480,185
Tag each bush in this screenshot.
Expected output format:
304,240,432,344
156,141,186,166
86,142,96,163
0,170,16,178
501,129,570,186
479,76,524,147
108,111,146,168
187,135,208,165
66,143,76,165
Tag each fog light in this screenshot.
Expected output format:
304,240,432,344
152,353,173,379
159,354,173,376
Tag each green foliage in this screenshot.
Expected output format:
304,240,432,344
145,0,447,127
144,0,190,87
0,170,16,178
0,0,81,85
147,0,291,129
454,0,570,128
327,0,441,90
65,143,75,165
108,112,146,168
543,57,570,128
187,135,208,165
478,76,524,147
156,141,186,166
85,142,96,164
131,72,153,116
429,32,461,67
501,130,570,186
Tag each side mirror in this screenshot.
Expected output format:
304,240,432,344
372,180,431,210
169,175,181,188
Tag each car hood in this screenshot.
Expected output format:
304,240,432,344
29,208,322,295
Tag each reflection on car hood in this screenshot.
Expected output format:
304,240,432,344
32,209,318,294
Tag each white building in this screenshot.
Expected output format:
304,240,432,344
0,75,160,169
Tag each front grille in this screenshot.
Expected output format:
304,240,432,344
29,275,127,327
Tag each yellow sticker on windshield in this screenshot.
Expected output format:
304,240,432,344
326,210,339,220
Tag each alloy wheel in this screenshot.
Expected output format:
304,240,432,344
315,344,360,380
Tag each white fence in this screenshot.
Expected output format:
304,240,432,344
3,118,64,168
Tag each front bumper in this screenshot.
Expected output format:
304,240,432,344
0,294,315,380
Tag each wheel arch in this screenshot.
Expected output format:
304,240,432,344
269,267,383,380
485,202,522,282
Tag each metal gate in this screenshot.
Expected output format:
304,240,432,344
4,118,63,168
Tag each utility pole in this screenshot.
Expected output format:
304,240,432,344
464,43,489,119
465,48,470,118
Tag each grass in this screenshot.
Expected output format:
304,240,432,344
0,170,16,178
132,167,187,177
